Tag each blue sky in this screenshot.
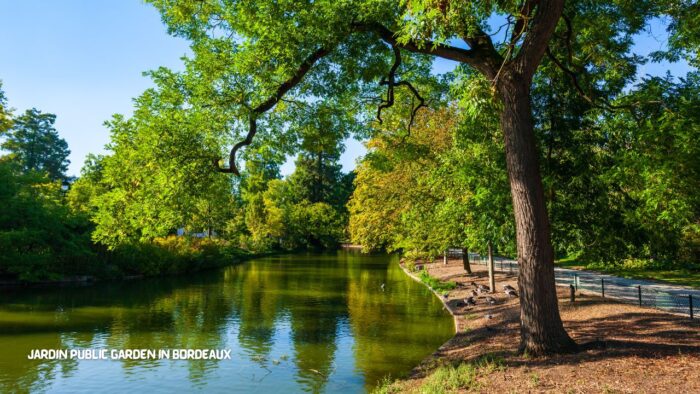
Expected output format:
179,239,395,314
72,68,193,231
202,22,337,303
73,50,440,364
0,2,691,177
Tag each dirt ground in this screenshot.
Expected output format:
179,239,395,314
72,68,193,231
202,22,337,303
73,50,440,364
401,258,700,393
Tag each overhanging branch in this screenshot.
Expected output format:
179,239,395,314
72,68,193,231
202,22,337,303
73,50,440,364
376,45,426,136
214,46,331,175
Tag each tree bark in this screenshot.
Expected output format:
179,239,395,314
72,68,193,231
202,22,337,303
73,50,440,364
497,74,577,355
462,247,472,274
487,241,496,293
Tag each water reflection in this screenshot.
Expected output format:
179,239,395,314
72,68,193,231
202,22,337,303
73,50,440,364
0,251,453,393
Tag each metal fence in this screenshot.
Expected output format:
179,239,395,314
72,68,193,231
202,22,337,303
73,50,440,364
448,249,698,319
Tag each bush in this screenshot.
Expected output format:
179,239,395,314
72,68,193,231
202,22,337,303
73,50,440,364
102,236,250,278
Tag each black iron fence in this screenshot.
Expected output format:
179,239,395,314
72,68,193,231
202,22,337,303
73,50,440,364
448,249,698,319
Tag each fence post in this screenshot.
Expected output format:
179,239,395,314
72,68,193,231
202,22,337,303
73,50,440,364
574,274,578,291
638,285,642,307
601,278,605,298
690,295,694,319
509,261,513,274
570,284,575,303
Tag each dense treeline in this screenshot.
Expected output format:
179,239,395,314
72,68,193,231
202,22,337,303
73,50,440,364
67,71,354,252
350,71,700,268
1,0,698,293
0,77,354,282
0,85,219,281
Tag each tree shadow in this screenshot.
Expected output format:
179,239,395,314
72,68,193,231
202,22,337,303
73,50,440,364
427,292,700,373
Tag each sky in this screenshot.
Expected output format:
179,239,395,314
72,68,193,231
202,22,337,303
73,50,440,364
0,1,691,177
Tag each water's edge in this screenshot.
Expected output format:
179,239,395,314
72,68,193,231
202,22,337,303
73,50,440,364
397,263,461,345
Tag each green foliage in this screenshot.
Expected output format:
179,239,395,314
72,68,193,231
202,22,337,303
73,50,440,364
1,108,70,182
418,270,456,293
0,158,93,281
349,102,514,257
0,81,12,134
66,154,106,216
87,70,237,247
101,236,250,278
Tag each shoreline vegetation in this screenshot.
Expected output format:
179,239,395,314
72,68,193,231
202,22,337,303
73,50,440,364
0,236,259,287
380,258,700,393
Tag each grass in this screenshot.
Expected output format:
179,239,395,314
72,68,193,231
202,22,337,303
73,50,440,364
529,372,540,388
372,355,505,394
555,256,700,289
418,270,457,292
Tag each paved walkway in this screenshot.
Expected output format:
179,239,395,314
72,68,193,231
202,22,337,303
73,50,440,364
463,253,699,316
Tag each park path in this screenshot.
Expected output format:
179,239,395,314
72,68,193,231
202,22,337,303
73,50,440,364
459,251,700,317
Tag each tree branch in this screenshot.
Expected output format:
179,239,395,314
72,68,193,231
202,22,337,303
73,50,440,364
511,0,564,78
214,46,331,175
353,22,489,70
545,46,653,120
511,0,540,45
375,45,426,137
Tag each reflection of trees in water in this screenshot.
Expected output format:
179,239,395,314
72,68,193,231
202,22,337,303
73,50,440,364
0,251,454,392
286,255,348,394
229,262,281,360
345,253,454,391
0,270,234,390
0,334,78,393
229,253,348,393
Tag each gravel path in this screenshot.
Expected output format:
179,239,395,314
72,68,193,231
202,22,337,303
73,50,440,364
461,251,700,316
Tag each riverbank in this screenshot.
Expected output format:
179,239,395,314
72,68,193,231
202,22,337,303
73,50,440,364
0,237,261,287
383,258,700,393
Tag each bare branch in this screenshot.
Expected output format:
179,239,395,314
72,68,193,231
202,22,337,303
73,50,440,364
376,46,402,124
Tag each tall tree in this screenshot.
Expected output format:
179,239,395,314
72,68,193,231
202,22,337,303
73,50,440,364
147,0,692,354
2,108,70,181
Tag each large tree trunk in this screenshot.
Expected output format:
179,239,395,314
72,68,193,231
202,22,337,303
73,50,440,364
497,74,577,355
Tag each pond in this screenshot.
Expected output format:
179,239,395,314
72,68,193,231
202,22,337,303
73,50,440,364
0,251,454,393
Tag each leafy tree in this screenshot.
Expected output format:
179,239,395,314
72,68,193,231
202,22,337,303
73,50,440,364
0,81,12,134
145,0,700,354
66,154,106,216
349,102,514,260
240,149,284,250
596,73,700,263
0,157,92,281
145,0,578,354
2,108,70,181
90,69,236,247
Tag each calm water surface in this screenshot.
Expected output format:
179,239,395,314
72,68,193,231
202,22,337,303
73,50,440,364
0,251,454,393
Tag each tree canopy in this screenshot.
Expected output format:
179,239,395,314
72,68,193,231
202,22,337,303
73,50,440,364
1,108,70,182
136,0,698,355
